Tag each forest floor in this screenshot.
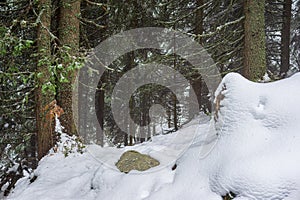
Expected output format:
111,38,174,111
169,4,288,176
6,73,300,200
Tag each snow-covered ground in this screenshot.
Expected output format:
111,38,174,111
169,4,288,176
7,72,300,200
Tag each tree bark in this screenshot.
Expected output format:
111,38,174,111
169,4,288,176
167,106,171,129
243,0,267,81
189,0,203,118
57,0,81,135
95,80,104,146
173,94,178,131
36,0,55,160
280,0,292,78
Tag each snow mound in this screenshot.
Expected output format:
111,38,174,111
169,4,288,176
7,72,300,200
210,72,300,199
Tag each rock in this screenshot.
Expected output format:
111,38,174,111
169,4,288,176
115,150,160,173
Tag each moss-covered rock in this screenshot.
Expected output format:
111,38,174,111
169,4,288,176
115,150,160,173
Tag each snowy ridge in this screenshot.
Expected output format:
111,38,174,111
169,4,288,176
7,72,300,200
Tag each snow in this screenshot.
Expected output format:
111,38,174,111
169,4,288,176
6,72,300,200
4,123,9,128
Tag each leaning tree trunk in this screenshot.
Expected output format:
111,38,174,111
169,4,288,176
36,0,55,160
280,0,292,78
57,0,81,135
243,0,267,81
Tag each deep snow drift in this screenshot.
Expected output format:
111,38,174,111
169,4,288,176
7,72,300,200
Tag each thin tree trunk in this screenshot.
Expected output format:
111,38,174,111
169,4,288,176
167,106,171,128
36,0,55,160
280,0,292,78
57,0,81,135
129,122,134,146
243,0,267,81
129,89,134,145
95,81,104,146
152,124,155,136
125,2,138,145
173,95,178,131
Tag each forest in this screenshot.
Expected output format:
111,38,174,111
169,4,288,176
1,0,300,199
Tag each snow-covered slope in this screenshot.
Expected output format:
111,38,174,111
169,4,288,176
7,72,300,200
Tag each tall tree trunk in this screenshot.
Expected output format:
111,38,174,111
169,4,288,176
189,0,203,118
36,0,55,160
243,0,267,81
57,0,80,135
280,0,292,78
126,2,138,145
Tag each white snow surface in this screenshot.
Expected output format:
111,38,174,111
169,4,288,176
7,72,300,200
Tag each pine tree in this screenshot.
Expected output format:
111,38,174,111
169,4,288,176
56,0,81,135
243,0,267,81
280,0,292,77
35,0,55,160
